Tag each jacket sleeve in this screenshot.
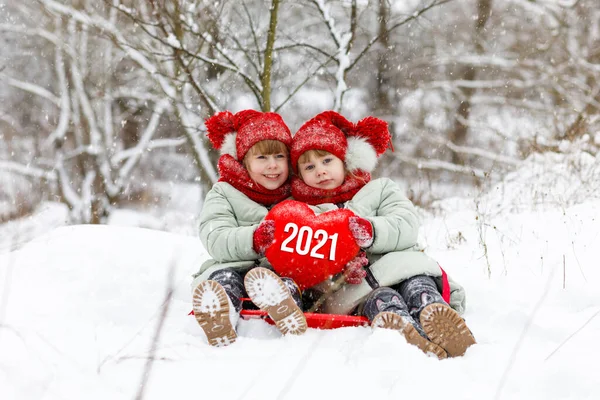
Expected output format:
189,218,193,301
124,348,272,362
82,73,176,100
199,184,261,263
358,178,420,254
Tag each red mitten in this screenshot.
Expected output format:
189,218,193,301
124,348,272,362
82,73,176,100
253,220,275,256
348,216,374,248
343,251,369,284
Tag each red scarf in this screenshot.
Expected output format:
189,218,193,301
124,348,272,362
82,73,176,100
218,155,291,206
291,170,370,205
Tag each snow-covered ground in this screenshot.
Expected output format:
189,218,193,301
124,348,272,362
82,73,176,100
0,180,202,254
0,202,69,253
1,164,600,399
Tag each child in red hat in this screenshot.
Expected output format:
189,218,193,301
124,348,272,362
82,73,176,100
271,111,475,359
191,110,306,347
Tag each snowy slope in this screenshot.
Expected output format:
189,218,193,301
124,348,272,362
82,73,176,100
1,200,600,399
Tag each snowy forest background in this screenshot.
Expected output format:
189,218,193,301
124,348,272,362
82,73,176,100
2,0,600,232
2,2,600,399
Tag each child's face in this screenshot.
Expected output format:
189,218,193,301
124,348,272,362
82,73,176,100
298,153,345,190
246,151,289,190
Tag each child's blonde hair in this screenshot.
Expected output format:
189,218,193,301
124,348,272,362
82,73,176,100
297,149,332,166
243,140,289,170
297,149,367,184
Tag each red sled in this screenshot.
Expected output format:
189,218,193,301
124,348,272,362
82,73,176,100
239,297,369,329
189,298,369,330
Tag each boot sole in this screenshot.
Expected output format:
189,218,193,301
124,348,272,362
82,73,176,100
192,280,237,347
244,268,307,335
372,311,448,359
420,303,476,357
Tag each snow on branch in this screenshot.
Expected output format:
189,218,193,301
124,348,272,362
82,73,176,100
312,0,343,48
390,154,489,178
195,31,263,97
0,22,80,66
347,0,453,72
423,133,522,167
46,29,71,147
60,146,97,161
41,0,220,188
0,75,61,107
69,49,101,151
177,103,218,183
116,98,172,186
427,78,536,91
111,137,187,164
508,0,561,28
80,169,96,224
178,84,218,183
101,10,114,153
170,50,221,116
431,55,519,69
40,0,176,99
0,161,56,181
311,0,353,111
472,95,557,112
110,89,163,103
0,23,62,47
54,157,81,213
113,1,262,107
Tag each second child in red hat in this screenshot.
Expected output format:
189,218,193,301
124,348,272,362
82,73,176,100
271,111,475,359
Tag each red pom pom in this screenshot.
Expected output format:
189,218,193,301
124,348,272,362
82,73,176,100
311,111,390,157
205,110,264,150
353,116,390,156
205,111,235,149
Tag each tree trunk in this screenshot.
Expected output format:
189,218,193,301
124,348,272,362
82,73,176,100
376,0,391,114
261,0,281,112
448,0,492,165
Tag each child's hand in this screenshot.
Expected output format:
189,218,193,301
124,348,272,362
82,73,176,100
348,216,373,248
343,251,369,284
253,220,276,256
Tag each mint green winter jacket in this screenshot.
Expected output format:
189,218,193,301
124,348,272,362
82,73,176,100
191,181,274,289
303,178,466,315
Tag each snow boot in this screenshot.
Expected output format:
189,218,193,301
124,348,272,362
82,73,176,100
281,277,304,310
244,267,307,336
364,287,447,359
207,268,246,313
420,303,476,357
398,275,446,320
192,280,238,347
301,287,325,312
398,275,475,357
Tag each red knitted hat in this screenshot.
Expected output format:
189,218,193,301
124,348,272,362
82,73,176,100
205,110,292,161
291,111,390,173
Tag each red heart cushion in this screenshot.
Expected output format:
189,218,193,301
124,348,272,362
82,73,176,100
264,200,360,290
